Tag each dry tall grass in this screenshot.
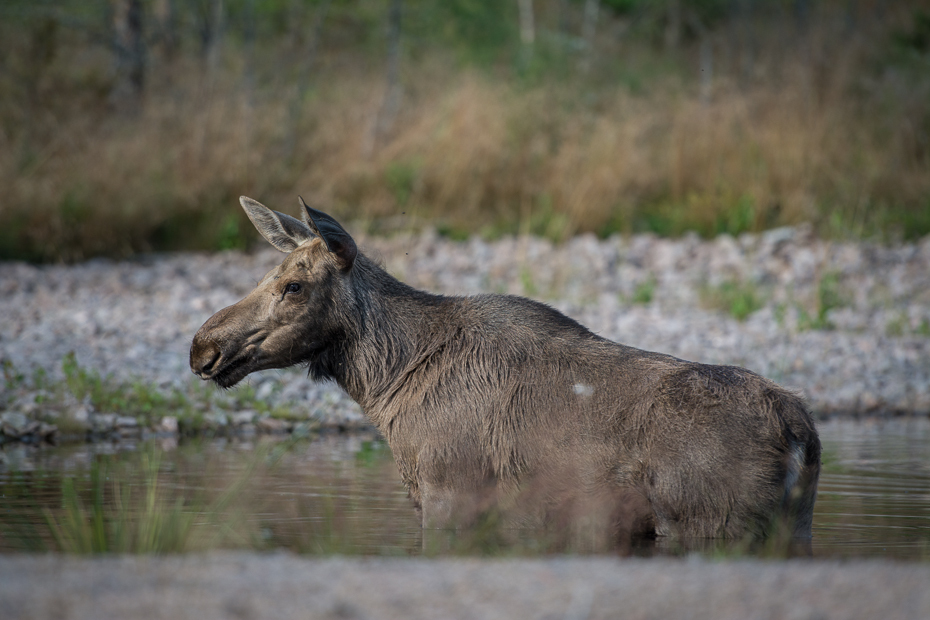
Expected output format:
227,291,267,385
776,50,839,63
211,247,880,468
2,9,928,261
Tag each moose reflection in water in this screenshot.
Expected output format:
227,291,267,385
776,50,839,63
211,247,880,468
190,196,820,547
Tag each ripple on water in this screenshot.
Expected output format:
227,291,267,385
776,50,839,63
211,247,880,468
812,417,930,559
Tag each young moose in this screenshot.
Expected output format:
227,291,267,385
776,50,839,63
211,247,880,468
191,196,820,543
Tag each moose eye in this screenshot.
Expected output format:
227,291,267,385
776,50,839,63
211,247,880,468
285,282,302,295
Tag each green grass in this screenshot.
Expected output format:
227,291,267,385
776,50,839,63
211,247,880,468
797,272,846,331
1,354,309,439
4,435,324,555
60,352,203,429
384,160,420,208
700,280,764,321
436,224,471,241
522,198,573,243
44,452,197,554
887,315,930,338
629,278,656,305
886,314,907,337
2,359,26,392
519,267,538,297
632,193,759,239
19,442,282,554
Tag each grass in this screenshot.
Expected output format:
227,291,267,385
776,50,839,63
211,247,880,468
629,278,656,305
797,272,846,331
700,279,764,321
44,452,197,554
0,434,258,553
1,354,309,439
2,437,417,556
2,360,26,392
3,441,276,554
1,4,929,262
58,351,215,432
519,267,538,297
61,352,190,428
886,314,908,337
920,319,930,337
886,315,930,338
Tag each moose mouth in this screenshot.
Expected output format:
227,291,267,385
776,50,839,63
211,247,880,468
208,355,254,388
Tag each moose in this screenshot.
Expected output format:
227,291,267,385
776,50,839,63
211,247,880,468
191,196,821,545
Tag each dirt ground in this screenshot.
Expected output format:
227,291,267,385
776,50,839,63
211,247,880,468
1,553,927,620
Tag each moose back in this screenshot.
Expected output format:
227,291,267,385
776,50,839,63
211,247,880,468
191,196,821,543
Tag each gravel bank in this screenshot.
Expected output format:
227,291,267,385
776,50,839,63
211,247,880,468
1,227,929,431
1,552,927,620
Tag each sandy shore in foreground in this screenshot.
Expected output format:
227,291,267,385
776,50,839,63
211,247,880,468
1,552,928,620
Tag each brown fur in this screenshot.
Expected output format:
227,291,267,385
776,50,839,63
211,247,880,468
191,197,821,542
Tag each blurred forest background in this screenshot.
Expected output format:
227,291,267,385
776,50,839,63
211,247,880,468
1,0,929,262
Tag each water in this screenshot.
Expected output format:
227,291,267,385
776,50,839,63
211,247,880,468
1,419,928,559
812,418,930,559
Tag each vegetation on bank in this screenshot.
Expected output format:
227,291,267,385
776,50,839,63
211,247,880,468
1,1,929,262
1,354,317,442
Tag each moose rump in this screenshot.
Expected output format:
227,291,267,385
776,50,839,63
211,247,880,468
190,196,821,544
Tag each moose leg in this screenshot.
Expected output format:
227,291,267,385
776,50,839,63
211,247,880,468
418,482,456,529
610,489,658,543
419,480,500,529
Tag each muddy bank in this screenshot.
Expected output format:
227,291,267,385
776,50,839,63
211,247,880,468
1,227,928,441
1,553,928,620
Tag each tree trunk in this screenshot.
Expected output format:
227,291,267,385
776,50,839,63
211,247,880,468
199,0,225,72
517,0,535,67
665,0,681,53
286,0,332,157
363,0,403,157
556,0,570,38
579,0,600,74
242,0,256,93
152,0,177,61
737,0,755,88
699,36,713,104
110,0,145,107
686,10,713,104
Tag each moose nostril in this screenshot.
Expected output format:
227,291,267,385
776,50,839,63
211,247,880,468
191,340,222,377
203,348,221,373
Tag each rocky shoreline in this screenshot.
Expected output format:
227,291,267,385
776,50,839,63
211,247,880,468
1,226,929,443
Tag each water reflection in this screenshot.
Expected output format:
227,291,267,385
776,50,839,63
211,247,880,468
812,418,930,559
1,420,928,559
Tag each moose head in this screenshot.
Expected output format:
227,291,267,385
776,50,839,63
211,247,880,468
190,196,359,388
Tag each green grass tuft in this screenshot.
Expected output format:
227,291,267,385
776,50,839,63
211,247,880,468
44,452,198,554
700,280,764,322
630,278,656,305
797,272,846,331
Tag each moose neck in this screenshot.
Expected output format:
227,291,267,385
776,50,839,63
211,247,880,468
322,254,449,416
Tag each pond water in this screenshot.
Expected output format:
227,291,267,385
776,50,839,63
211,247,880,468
0,418,928,559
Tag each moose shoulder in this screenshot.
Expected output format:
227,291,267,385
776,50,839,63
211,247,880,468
191,196,821,543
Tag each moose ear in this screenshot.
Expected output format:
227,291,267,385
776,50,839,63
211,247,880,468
299,196,358,270
240,196,315,253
